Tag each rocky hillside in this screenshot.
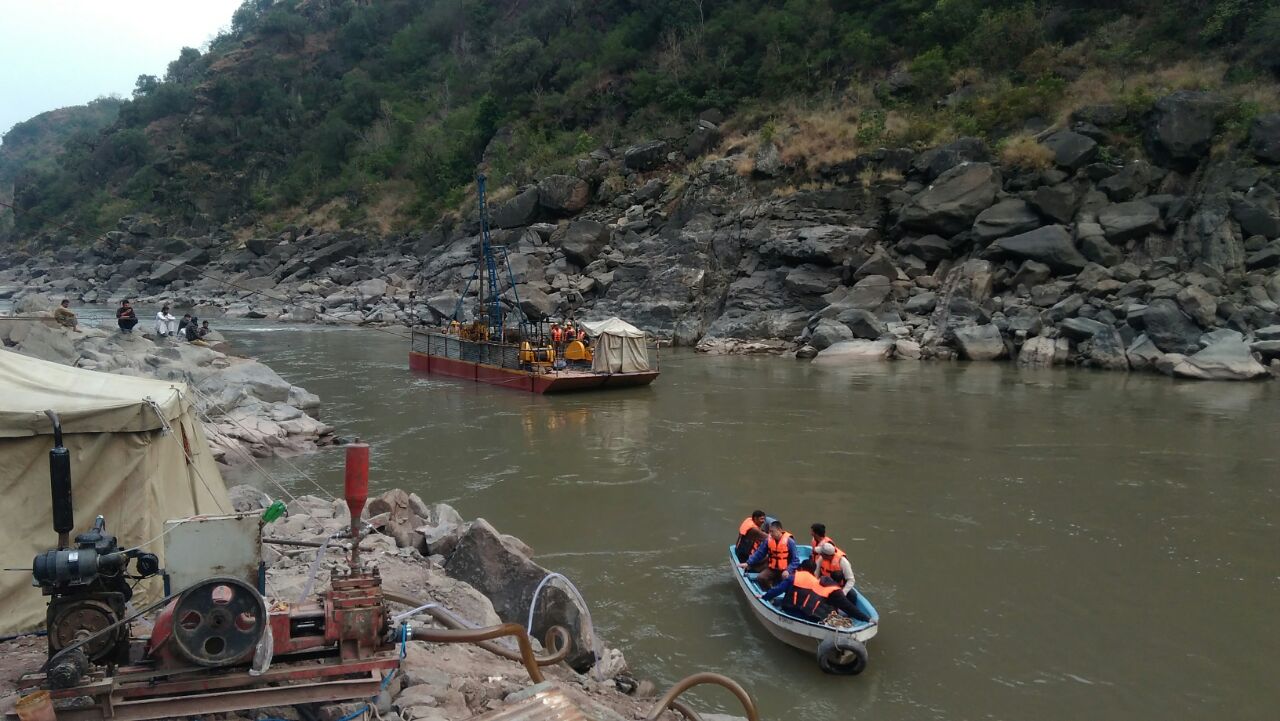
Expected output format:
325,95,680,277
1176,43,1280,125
5,89,1280,382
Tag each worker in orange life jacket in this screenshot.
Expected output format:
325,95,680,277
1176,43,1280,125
810,522,835,558
739,520,798,590
762,560,872,623
815,541,857,595
551,323,563,344
735,510,768,565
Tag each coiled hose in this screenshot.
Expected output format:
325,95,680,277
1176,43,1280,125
385,592,571,673
646,672,760,721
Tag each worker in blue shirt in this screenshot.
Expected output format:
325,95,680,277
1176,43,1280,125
739,520,799,590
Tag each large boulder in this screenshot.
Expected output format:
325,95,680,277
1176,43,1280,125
784,266,841,295
899,163,1001,236
1175,285,1218,328
1231,185,1280,239
836,308,885,339
1144,91,1224,169
515,285,557,320
537,175,590,216
445,519,597,671
1142,298,1203,354
952,324,1006,360
989,225,1088,274
1171,340,1269,380
1030,183,1079,224
808,318,853,351
557,220,608,266
1099,201,1161,243
1249,113,1280,164
217,360,294,403
972,200,1042,242
896,235,952,263
812,339,894,363
492,187,541,228
147,247,210,285
623,140,669,171
759,225,876,266
1041,130,1098,171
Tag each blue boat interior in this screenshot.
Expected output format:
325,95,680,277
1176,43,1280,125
732,544,878,632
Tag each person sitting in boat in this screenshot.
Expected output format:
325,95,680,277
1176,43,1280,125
762,559,872,624
816,542,857,597
810,522,834,556
735,510,768,565
739,520,798,590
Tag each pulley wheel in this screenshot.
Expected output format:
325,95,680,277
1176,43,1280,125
49,600,121,662
169,577,266,667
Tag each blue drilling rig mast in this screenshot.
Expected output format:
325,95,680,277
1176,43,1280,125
452,174,524,341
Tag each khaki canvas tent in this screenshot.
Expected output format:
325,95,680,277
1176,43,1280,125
0,349,230,635
580,317,651,373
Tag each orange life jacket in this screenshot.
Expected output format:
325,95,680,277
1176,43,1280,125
787,570,838,616
818,548,847,579
767,532,793,571
551,326,563,342
812,535,834,556
576,328,587,341
738,517,762,556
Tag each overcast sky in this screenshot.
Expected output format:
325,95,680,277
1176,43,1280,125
0,0,243,141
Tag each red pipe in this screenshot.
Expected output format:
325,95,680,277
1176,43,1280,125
344,443,370,571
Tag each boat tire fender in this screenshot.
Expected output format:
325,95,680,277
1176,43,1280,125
816,636,868,675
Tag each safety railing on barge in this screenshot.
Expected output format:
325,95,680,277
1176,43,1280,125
411,331,661,373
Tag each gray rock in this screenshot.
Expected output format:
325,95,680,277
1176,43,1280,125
515,285,556,320
812,339,895,363
1125,334,1164,371
1082,327,1130,370
218,360,293,403
1249,113,1280,164
784,266,841,295
492,187,540,228
1030,183,1079,224
1099,201,1161,243
1079,232,1122,267
1145,91,1224,169
537,175,590,216
953,324,1006,360
1251,340,1280,360
1010,260,1052,289
227,484,270,512
911,137,989,181
899,163,1001,236
1176,285,1217,327
1017,336,1061,368
1231,185,1280,239
759,225,875,266
841,275,892,310
753,143,784,177
972,200,1042,241
623,140,669,171
1172,340,1269,380
1142,298,1203,354
795,344,819,360
1256,325,1280,341
1245,240,1280,270
837,309,886,339
894,339,922,359
1041,130,1098,171
989,225,1088,274
852,249,900,281
1097,161,1155,202
896,235,952,263
904,292,938,315
558,221,608,266
445,519,597,671
147,247,210,285
1057,317,1110,341
808,318,853,351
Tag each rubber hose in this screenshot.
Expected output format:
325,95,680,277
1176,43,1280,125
644,672,759,721
385,592,571,667
409,624,546,683
669,699,704,721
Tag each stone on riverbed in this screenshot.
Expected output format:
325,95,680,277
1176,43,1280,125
811,339,895,363
1171,340,1269,381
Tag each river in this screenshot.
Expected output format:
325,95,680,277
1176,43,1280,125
214,323,1280,721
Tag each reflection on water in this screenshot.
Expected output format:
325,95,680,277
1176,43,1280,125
227,325,1280,721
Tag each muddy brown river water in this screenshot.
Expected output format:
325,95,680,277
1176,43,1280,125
227,323,1280,721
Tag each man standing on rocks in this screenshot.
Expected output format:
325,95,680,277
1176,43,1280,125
53,299,79,332
116,300,138,333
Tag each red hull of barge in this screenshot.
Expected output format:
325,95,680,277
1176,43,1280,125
409,351,658,394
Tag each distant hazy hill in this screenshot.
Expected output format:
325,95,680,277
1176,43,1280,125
4,0,1278,240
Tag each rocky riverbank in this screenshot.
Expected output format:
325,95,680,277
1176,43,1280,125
0,486,705,721
0,295,332,464
5,93,1280,381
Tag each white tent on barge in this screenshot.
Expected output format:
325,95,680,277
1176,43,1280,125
0,349,230,635
579,317,652,374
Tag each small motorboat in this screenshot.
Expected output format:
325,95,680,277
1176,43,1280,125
729,544,879,674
